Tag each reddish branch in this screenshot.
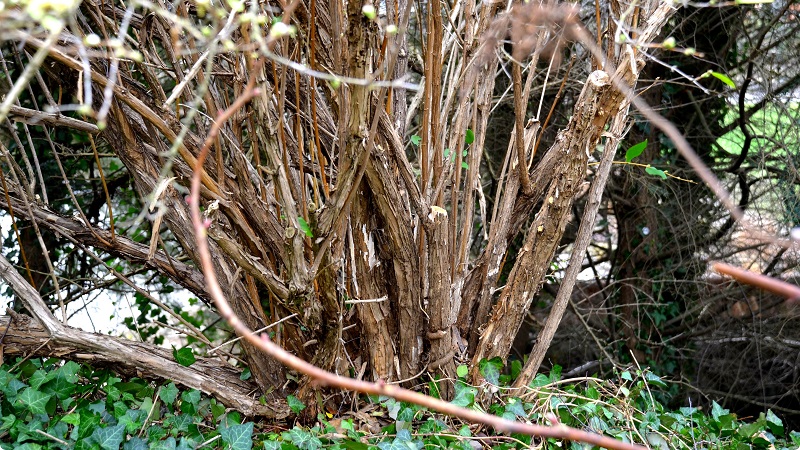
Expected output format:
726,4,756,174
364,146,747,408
712,262,800,301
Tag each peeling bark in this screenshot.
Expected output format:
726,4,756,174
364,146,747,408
471,71,612,374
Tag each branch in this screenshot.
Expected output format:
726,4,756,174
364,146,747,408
7,104,100,134
187,53,648,450
514,107,629,388
0,256,286,417
712,262,800,301
0,183,207,299
0,312,285,417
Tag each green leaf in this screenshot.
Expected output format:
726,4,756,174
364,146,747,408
510,360,522,381
263,440,281,450
44,374,76,400
645,166,667,179
286,395,306,414
159,383,179,405
91,424,125,450
62,412,80,425
119,409,147,434
17,388,52,415
711,401,729,420
456,365,468,378
765,410,783,436
621,371,633,381
451,381,477,408
28,369,54,390
479,357,503,385
709,71,736,88
220,422,254,450
181,389,201,407
549,364,562,382
383,398,401,419
465,129,475,145
0,414,16,432
283,426,322,450
211,399,226,420
297,217,313,238
461,161,469,169
397,406,415,422
625,140,648,162
173,347,196,367
239,367,251,381
341,441,369,450
409,134,421,146
13,444,43,450
504,398,526,418
644,372,668,389
150,437,177,450
165,414,194,433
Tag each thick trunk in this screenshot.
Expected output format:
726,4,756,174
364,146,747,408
470,71,611,374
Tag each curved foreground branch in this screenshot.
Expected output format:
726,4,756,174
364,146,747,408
0,255,288,418
188,83,649,450
712,262,800,301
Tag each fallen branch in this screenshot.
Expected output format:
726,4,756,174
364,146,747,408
7,104,100,134
0,182,207,299
0,256,288,418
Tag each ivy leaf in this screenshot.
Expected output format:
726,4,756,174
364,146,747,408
17,388,52,415
283,426,322,450
123,437,148,450
409,134,421,146
181,389,201,407
173,347,196,367
461,161,469,169
456,365,468,378
644,372,667,389
378,429,422,450
297,217,313,238
451,381,477,408
119,408,147,434
0,415,15,432
220,422,254,450
465,129,475,145
504,398,527,418
286,395,306,414
239,367,251,381
479,357,503,385
263,440,281,450
165,414,193,433
62,412,80,425
44,374,76,400
149,437,177,450
397,406,415,422
766,410,784,437
159,383,179,405
620,371,633,381
91,424,125,450
29,369,54,390
709,71,736,89
625,140,647,162
645,166,667,179
341,442,369,450
15,444,44,450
